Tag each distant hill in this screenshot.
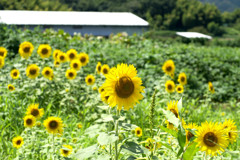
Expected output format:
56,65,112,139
199,0,240,12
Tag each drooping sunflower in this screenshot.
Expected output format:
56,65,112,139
221,119,238,144
78,52,89,66
37,44,52,58
26,103,44,119
53,49,62,60
23,115,36,128
8,84,15,91
102,63,145,110
144,138,161,151
208,82,215,94
19,41,34,59
0,47,7,58
60,145,73,157
167,101,179,118
101,64,110,75
176,85,184,93
70,59,81,71
0,57,5,69
58,52,68,63
162,60,175,77
67,49,78,61
178,73,187,85
195,121,229,156
96,62,102,74
43,117,63,134
85,75,95,85
42,67,54,80
100,91,110,104
135,127,142,137
12,136,24,149
65,69,77,80
54,60,60,67
165,80,175,93
185,123,198,144
10,69,20,79
26,64,40,79
98,86,105,94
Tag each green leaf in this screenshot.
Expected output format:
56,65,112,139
177,97,182,116
159,125,178,137
177,123,186,149
162,109,180,127
121,141,144,154
183,143,199,160
97,132,118,145
158,141,173,151
74,144,98,160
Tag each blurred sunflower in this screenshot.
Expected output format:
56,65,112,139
77,123,82,129
221,119,238,144
67,49,78,61
185,123,198,144
70,59,81,71
85,75,95,85
135,127,142,137
162,60,175,77
144,138,161,151
60,145,73,157
8,84,15,91
165,80,175,93
26,103,44,119
26,64,40,79
0,47,7,58
98,86,105,94
178,73,187,85
195,121,229,156
78,52,89,66
96,62,102,74
167,121,174,130
176,85,184,93
19,41,34,59
167,101,179,118
100,91,109,104
10,69,20,79
101,64,110,75
54,60,60,67
53,49,62,60
42,67,54,80
0,57,5,68
65,69,77,80
43,117,63,134
12,136,24,149
37,44,52,58
92,86,97,91
23,115,36,128
102,63,144,110
208,82,215,94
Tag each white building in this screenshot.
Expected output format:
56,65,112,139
0,10,149,36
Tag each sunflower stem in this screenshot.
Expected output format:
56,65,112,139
149,90,156,159
115,110,120,160
52,134,55,160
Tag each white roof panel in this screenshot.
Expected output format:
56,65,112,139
0,10,149,26
176,32,212,39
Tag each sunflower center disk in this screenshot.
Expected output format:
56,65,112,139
70,53,75,59
166,66,172,72
42,48,48,55
30,69,37,75
187,131,194,141
228,132,232,138
16,140,21,145
60,56,65,60
73,63,78,68
23,47,30,53
105,96,109,100
69,72,74,77
181,77,185,82
45,70,50,75
115,76,134,98
31,109,39,116
13,72,18,76
63,150,69,154
26,119,32,125
80,57,86,63
203,132,218,147
49,121,58,129
167,84,172,90
9,86,13,90
0,52,4,56
137,130,140,134
170,109,178,118
98,66,101,72
103,69,108,74
88,78,92,83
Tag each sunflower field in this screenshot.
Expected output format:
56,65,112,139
0,27,240,160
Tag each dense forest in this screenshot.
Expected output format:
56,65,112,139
199,0,240,12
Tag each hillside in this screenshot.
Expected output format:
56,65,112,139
199,0,240,12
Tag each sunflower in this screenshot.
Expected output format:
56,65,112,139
185,123,198,144
85,75,95,85
67,49,78,61
162,60,175,77
176,85,184,93
208,82,215,94
26,64,40,79
12,136,24,149
165,80,175,93
195,121,229,156
0,47,7,58
144,138,161,151
221,119,238,144
43,117,63,134
53,49,62,60
98,86,105,94
96,62,102,74
60,145,73,157
0,57,5,69
70,59,81,71
54,60,60,67
58,52,68,63
77,123,82,129
167,121,174,130
8,84,15,91
42,67,54,80
78,52,89,66
10,69,20,79
23,115,36,128
65,69,77,80
167,101,179,118
92,86,97,91
100,91,110,104
102,63,145,110
26,103,44,119
135,127,142,137
37,44,52,58
19,41,34,59
178,73,187,85
101,64,110,75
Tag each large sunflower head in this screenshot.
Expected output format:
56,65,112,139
58,52,68,63
67,49,78,61
0,47,7,58
26,64,40,79
10,69,20,79
26,103,44,119
101,64,110,75
0,57,5,69
208,82,215,94
165,80,175,93
23,115,36,128
19,41,34,59
135,127,142,137
60,145,73,157
78,52,89,66
12,136,24,149
167,101,179,118
221,119,238,144
195,121,229,156
53,49,62,60
70,59,81,71
42,67,54,80
102,63,145,110
96,62,102,74
162,60,175,77
85,75,95,85
65,69,77,80
176,85,184,93
43,117,63,135
37,44,52,58
178,73,187,85
8,84,15,91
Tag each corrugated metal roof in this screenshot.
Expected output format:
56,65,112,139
0,10,149,26
176,32,212,39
